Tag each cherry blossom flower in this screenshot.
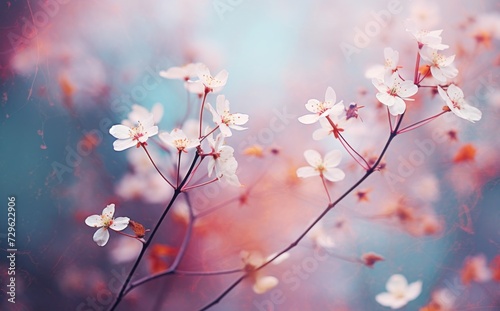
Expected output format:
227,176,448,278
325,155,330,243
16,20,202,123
298,87,344,124
159,128,200,152
312,111,351,141
207,95,249,137
373,73,418,116
438,84,482,122
309,221,335,249
461,254,491,285
296,149,345,182
123,104,163,128
384,47,400,73
196,63,228,90
376,274,422,309
109,115,159,151
471,14,500,48
405,19,449,50
241,251,288,294
419,48,458,82
85,204,130,247
200,129,241,186
159,63,201,81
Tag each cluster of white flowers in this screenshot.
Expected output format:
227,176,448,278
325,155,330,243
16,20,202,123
367,20,481,122
86,63,248,246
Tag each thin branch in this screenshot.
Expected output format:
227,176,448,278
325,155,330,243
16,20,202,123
142,144,175,189
397,110,449,134
198,114,407,310
321,175,332,204
199,90,209,138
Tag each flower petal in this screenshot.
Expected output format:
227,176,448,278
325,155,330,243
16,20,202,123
102,204,115,218
386,274,408,293
296,166,319,178
253,276,279,294
93,227,110,247
113,138,136,151
110,217,130,231
85,215,104,228
405,280,422,301
323,168,345,182
324,87,337,105
109,125,131,139
298,114,320,124
375,292,397,308
305,99,321,113
323,150,342,167
304,149,322,167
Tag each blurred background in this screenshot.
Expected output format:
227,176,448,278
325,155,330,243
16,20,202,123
0,0,499,310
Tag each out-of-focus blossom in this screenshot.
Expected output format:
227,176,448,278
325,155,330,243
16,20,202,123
241,251,287,294
376,274,422,309
409,0,440,29
419,48,458,82
159,128,200,152
461,254,491,285
109,115,159,151
109,236,142,264
405,19,449,50
123,104,163,128
159,63,201,80
438,85,482,122
196,63,228,90
411,174,440,202
298,87,344,124
373,73,418,116
471,14,500,48
309,221,335,249
296,149,345,182
85,204,130,247
207,95,249,137
364,47,400,81
420,288,456,311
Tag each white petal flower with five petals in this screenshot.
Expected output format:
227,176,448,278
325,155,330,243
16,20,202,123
376,274,422,309
207,95,249,137
438,84,482,122
298,87,344,124
109,115,159,151
85,204,130,247
405,19,449,50
296,149,345,182
419,47,458,82
159,128,200,152
373,73,418,116
196,64,228,90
